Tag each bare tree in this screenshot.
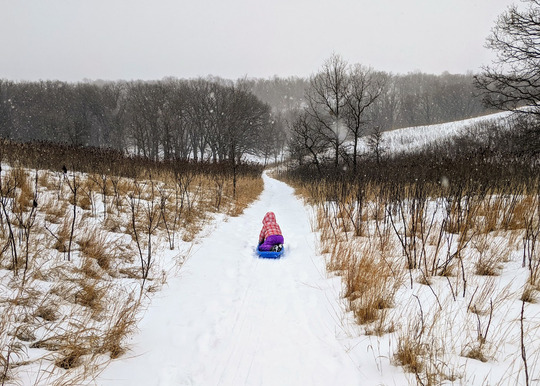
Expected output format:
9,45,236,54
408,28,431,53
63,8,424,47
160,79,191,160
475,0,540,117
186,78,214,161
344,65,386,173
305,54,349,168
0,80,14,139
288,111,329,174
207,81,232,162
222,81,270,195
100,81,128,151
365,126,386,165
126,82,164,160
369,74,400,133
257,112,287,165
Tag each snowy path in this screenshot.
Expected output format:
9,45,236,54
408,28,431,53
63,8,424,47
97,173,366,386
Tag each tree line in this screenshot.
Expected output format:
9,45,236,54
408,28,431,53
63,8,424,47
0,68,493,165
247,70,491,128
0,77,287,164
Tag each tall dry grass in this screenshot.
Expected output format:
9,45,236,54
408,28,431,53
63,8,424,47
279,163,540,384
0,151,264,385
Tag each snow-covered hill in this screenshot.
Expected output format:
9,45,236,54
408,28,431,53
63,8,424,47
379,111,513,154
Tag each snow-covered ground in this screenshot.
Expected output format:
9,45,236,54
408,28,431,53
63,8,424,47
93,110,530,386
7,110,532,385
362,111,513,154
95,172,407,386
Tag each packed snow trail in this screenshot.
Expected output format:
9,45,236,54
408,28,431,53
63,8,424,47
97,173,366,386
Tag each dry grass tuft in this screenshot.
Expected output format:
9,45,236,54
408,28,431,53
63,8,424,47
75,281,106,316
13,324,37,342
34,304,60,322
346,252,397,324
463,344,488,362
49,216,72,253
365,311,396,336
43,199,69,224
118,267,142,280
55,347,87,369
468,277,497,315
80,258,101,279
395,335,426,374
438,261,456,277
181,211,206,242
99,295,140,359
474,239,506,276
13,168,35,211
78,194,93,211
50,283,78,303
521,285,537,303
78,231,114,271
474,259,501,276
30,337,62,351
324,234,398,325
103,215,123,233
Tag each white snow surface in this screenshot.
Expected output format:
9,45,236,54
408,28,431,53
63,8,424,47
96,172,403,386
379,110,513,154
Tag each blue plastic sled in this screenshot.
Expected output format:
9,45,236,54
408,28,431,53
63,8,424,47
257,245,285,259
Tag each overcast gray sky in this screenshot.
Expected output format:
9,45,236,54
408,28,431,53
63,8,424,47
0,0,515,82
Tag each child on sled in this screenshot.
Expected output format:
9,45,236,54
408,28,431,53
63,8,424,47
258,212,284,252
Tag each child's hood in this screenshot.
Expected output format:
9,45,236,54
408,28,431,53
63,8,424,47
262,211,277,225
